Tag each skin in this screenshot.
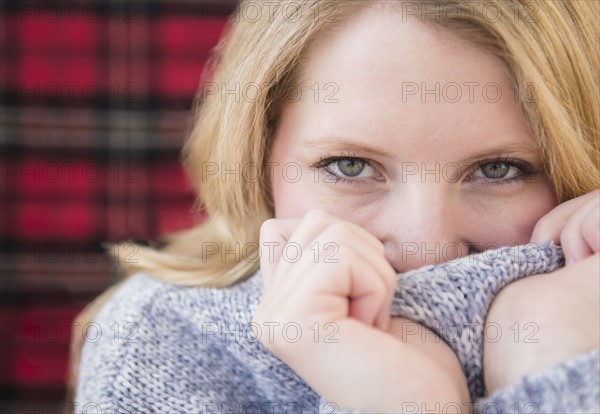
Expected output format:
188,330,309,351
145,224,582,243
487,191,600,391
254,7,600,411
268,10,557,273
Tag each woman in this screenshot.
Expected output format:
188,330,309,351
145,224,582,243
72,1,599,412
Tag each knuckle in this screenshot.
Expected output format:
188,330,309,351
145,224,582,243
260,218,278,238
326,221,353,239
559,226,577,249
375,238,386,254
385,266,397,288
531,213,553,238
304,208,330,222
373,275,389,295
582,219,600,251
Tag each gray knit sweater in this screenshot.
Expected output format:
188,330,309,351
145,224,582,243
76,243,600,413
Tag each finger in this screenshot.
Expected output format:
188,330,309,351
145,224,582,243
343,238,395,331
530,190,599,245
277,208,387,280
347,255,394,331
561,200,599,265
262,210,395,329
310,225,395,329
286,209,386,257
259,218,301,288
303,247,387,328
307,215,395,330
582,209,600,255
331,223,396,330
259,211,361,298
317,231,395,330
263,209,338,283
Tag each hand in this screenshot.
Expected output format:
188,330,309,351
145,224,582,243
254,208,396,358
254,209,469,412
486,190,600,393
531,190,599,265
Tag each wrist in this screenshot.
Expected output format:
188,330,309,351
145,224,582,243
315,319,470,413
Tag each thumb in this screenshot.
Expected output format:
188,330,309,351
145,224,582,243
259,218,301,289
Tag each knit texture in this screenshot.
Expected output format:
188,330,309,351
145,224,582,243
389,242,564,399
76,243,599,413
475,348,600,414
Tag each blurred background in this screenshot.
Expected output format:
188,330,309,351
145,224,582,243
0,0,236,409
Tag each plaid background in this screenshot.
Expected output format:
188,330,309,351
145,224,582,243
0,1,236,409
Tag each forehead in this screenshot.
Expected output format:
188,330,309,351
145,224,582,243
284,7,537,158
298,7,509,92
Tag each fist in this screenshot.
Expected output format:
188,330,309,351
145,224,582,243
253,209,396,356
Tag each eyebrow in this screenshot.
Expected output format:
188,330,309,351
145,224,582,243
460,142,541,165
303,136,540,164
303,136,392,159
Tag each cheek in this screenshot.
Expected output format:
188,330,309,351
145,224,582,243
271,169,370,221
271,170,316,219
467,181,558,246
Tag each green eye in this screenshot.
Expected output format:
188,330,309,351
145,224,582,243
469,158,536,184
312,156,380,184
480,162,511,179
336,159,365,177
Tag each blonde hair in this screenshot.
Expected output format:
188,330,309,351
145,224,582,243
69,0,599,400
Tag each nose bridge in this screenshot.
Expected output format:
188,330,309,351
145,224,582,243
380,181,468,272
402,181,448,243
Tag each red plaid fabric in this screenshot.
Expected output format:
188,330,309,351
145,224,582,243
0,1,234,408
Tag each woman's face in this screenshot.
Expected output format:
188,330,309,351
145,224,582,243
268,8,557,272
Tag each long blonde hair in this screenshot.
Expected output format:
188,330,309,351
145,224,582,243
70,0,599,399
